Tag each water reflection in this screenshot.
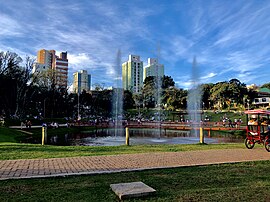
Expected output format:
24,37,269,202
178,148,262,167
44,128,244,146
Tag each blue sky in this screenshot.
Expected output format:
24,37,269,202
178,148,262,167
1,0,270,89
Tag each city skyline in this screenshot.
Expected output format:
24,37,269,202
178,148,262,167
1,0,270,89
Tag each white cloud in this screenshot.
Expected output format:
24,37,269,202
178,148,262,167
175,81,191,90
0,14,23,36
162,35,194,67
201,72,217,80
68,53,94,67
2,0,270,88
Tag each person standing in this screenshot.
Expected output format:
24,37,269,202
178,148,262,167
27,120,32,129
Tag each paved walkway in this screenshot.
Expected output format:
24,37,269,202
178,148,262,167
1,148,270,180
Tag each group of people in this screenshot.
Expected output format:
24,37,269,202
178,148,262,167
42,122,59,129
21,120,32,129
222,117,242,128
248,116,270,126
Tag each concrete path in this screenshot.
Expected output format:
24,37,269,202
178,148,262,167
1,148,270,180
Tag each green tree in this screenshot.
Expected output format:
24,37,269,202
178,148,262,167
163,87,187,110
162,75,175,88
123,90,134,110
0,52,36,118
228,79,247,106
201,83,214,109
261,83,270,89
142,76,175,108
142,76,157,108
209,79,248,109
210,81,229,109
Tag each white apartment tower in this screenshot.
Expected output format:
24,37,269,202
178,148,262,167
122,55,143,93
73,70,91,93
143,58,164,81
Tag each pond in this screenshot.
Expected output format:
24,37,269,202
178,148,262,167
44,128,244,146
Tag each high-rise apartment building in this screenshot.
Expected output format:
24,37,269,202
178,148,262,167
122,55,143,93
143,58,164,81
33,49,68,89
73,70,91,93
54,51,68,89
37,49,55,68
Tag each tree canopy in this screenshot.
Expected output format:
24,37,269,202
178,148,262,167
261,83,270,89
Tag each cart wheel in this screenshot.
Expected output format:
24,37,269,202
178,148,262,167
264,139,270,152
245,138,255,149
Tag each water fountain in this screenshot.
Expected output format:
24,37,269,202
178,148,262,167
187,56,202,137
112,49,123,137
80,55,203,146
155,47,163,139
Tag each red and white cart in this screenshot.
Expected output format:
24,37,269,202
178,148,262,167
244,109,270,152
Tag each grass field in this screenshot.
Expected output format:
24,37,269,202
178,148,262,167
0,127,26,143
0,120,267,201
1,160,270,201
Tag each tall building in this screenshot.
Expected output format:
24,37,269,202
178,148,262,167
122,55,143,93
73,70,91,93
143,58,164,81
54,51,68,89
33,49,54,73
37,49,55,68
33,49,68,89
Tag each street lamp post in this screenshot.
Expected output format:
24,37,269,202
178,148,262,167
77,91,80,120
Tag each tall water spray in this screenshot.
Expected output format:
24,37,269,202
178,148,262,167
155,45,162,138
187,56,202,137
112,49,123,136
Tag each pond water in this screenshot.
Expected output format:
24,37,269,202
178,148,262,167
44,128,244,146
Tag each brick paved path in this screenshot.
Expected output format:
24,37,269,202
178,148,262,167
1,148,270,180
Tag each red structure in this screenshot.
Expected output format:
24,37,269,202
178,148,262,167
244,109,270,152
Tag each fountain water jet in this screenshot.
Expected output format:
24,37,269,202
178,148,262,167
112,49,123,137
187,56,202,137
154,45,163,138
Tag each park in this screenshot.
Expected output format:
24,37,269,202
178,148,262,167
1,51,270,201
1,50,270,200
1,108,270,201
2,1,270,200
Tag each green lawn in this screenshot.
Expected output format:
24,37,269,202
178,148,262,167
1,161,270,201
0,127,26,143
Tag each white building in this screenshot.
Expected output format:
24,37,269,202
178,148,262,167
143,58,164,81
122,55,143,93
73,70,91,93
